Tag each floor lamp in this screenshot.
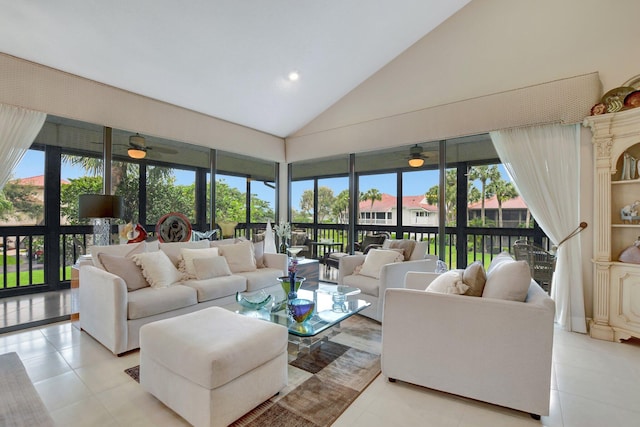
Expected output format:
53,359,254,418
78,194,123,246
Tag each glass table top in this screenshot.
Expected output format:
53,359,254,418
224,284,370,337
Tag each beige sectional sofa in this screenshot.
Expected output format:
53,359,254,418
79,239,287,355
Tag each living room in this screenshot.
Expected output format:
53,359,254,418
1,1,640,426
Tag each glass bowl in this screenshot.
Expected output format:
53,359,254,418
235,290,272,310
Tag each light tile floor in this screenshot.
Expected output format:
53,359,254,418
0,320,638,426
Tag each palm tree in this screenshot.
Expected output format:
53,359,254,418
361,188,382,224
468,165,500,226
488,177,518,227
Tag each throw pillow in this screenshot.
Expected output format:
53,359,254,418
180,247,219,278
220,240,257,273
192,256,233,280
159,240,210,266
358,249,404,279
253,240,266,268
426,270,469,295
462,261,487,297
90,241,146,270
383,239,416,261
487,251,514,274
482,259,531,302
131,250,183,288
98,253,149,291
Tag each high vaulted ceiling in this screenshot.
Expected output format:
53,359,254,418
0,0,469,138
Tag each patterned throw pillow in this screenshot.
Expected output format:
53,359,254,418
131,251,183,288
462,261,487,297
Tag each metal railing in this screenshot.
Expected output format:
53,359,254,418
0,222,548,294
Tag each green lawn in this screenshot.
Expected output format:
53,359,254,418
0,265,72,288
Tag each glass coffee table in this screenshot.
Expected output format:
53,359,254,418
224,284,369,354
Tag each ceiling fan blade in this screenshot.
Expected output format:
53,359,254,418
148,146,178,155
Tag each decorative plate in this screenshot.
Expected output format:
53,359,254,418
601,86,636,113
155,212,192,242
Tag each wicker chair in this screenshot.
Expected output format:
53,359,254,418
513,240,556,294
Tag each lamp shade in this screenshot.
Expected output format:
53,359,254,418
408,157,424,168
128,148,146,159
78,194,123,219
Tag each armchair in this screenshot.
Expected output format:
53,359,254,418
337,240,437,321
289,230,312,258
381,271,555,418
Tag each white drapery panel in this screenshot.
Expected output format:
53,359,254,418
0,104,46,190
490,124,586,333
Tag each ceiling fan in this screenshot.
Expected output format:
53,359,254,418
406,144,433,168
127,133,178,159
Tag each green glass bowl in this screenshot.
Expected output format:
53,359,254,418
235,290,272,310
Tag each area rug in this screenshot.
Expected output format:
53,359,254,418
0,352,56,427
125,315,381,427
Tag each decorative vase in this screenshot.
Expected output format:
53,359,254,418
279,238,289,254
277,276,305,301
287,298,315,323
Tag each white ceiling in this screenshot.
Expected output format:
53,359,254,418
0,0,469,138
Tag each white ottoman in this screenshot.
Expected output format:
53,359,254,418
139,307,288,427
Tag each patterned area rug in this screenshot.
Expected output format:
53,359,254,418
125,315,381,427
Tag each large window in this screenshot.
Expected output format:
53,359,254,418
0,149,46,227
146,165,195,225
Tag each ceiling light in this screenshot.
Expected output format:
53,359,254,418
288,71,300,81
408,157,424,168
408,144,424,167
128,148,146,159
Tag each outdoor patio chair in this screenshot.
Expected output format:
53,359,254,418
512,240,556,294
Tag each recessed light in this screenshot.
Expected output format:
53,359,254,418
288,71,300,81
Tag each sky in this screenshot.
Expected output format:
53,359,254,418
12,150,511,211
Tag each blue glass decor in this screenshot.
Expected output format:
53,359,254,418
287,298,315,323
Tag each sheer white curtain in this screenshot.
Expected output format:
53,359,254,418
490,124,586,333
0,104,46,189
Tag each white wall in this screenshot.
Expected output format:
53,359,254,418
289,0,640,152
0,54,285,162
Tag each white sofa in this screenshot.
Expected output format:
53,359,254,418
381,263,555,418
79,239,287,355
337,239,438,322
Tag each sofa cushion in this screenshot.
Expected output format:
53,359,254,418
220,241,257,273
132,251,184,288
426,270,469,295
181,275,246,303
253,240,266,268
193,256,232,280
359,249,404,279
343,273,380,297
180,247,220,278
159,240,210,266
90,242,146,270
487,251,514,274
463,261,487,297
127,285,197,320
383,239,416,261
483,258,531,302
235,268,282,292
98,253,149,292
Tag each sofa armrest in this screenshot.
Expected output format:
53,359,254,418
337,254,366,285
382,286,555,415
379,259,438,294
263,253,287,275
404,271,440,290
79,265,129,355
